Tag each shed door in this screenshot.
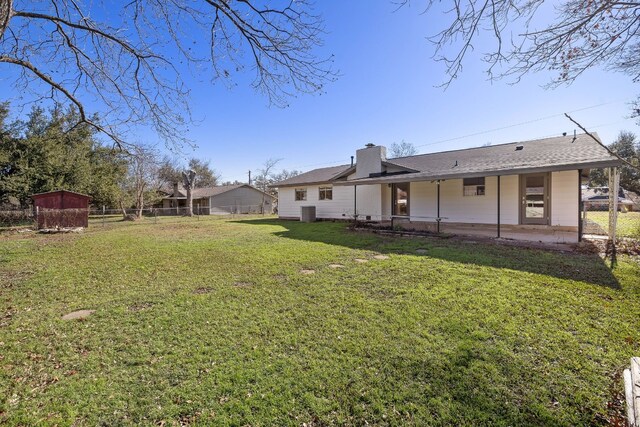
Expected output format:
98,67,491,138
520,174,549,225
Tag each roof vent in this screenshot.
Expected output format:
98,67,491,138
365,143,375,148
515,145,524,151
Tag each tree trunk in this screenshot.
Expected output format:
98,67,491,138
0,0,12,41
136,186,145,218
186,186,193,216
182,170,196,217
119,200,127,219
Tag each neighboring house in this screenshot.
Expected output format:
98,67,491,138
161,184,274,214
272,133,622,243
582,187,636,212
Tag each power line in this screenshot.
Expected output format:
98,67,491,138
415,101,620,150
221,100,628,177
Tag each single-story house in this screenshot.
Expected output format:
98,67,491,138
582,187,636,212
272,133,623,243
161,184,274,214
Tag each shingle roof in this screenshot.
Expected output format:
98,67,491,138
272,133,621,187
163,184,273,199
272,164,352,187
394,133,612,172
192,184,244,198
582,187,634,203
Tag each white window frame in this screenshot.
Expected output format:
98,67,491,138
463,177,486,196
294,188,307,201
318,186,333,201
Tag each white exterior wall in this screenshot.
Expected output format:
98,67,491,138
355,185,382,220
359,176,520,224
277,172,577,227
409,181,438,219
499,175,520,225
550,170,578,227
439,177,496,224
277,185,354,219
381,184,392,218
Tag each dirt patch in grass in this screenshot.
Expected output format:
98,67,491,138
128,302,154,312
234,281,253,287
300,269,315,275
0,270,34,289
593,369,628,426
193,287,213,294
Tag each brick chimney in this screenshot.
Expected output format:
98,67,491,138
355,143,387,179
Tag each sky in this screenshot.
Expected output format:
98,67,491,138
180,1,638,183
4,1,638,183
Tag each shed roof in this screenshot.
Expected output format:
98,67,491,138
31,189,92,199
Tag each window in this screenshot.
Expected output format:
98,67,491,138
295,188,307,201
463,177,485,196
319,186,333,200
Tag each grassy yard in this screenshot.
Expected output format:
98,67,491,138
586,211,640,239
1,217,639,426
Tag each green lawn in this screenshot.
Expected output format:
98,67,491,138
586,211,640,239
1,217,639,426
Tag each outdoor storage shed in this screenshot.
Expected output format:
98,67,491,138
31,190,91,229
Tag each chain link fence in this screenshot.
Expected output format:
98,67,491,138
0,205,272,230
0,208,34,228
582,185,640,240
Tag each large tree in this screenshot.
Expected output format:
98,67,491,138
388,140,418,158
158,157,219,188
590,131,640,194
0,103,126,208
410,1,640,98
118,145,161,219
0,0,335,148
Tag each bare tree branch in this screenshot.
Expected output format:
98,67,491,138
406,1,640,89
0,0,336,149
564,112,640,172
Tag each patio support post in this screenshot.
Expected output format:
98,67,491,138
578,169,583,242
497,175,501,238
608,167,619,244
436,180,441,233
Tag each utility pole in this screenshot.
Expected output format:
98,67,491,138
248,170,252,185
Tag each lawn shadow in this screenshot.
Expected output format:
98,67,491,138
233,218,620,289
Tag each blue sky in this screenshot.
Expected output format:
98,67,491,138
179,1,637,183
4,1,637,183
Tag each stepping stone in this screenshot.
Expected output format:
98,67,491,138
300,269,315,275
328,264,344,269
193,287,213,294
354,259,368,263
62,310,95,320
416,249,428,254
373,255,389,260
